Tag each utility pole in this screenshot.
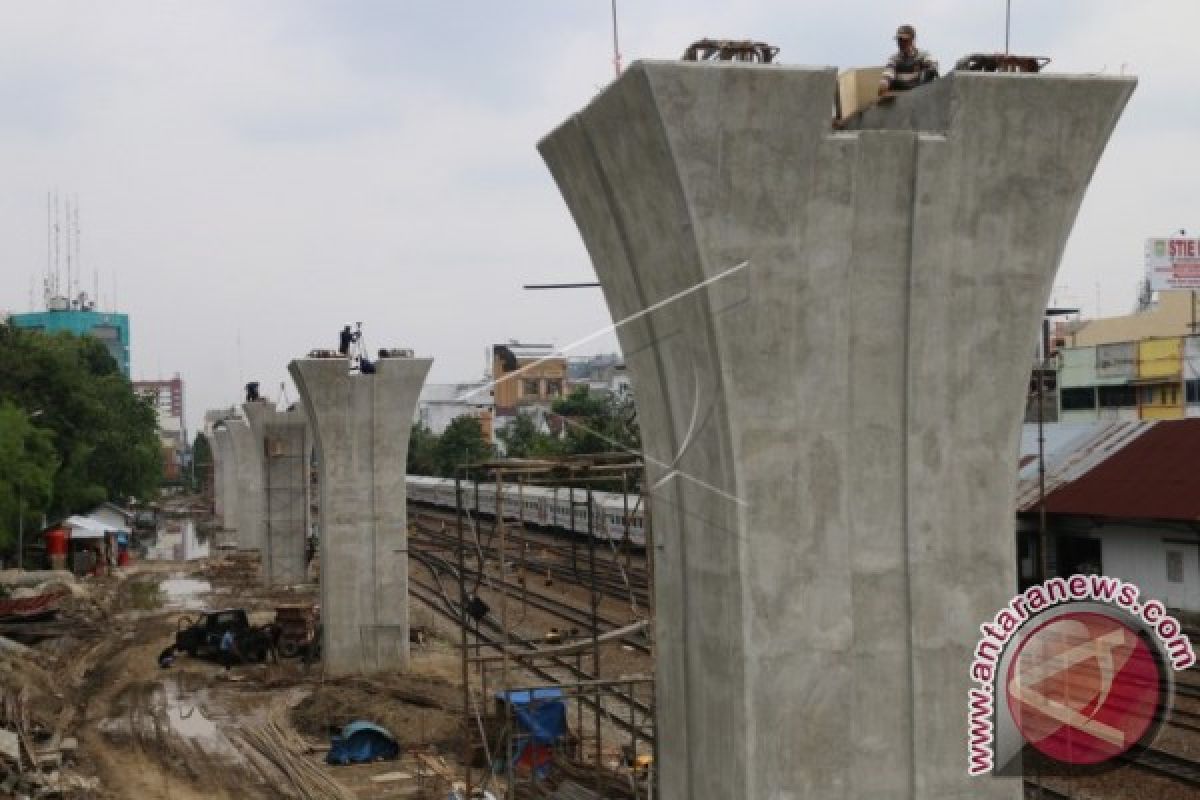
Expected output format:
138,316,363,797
1005,0,1012,55
611,0,622,78
1036,319,1048,583
16,484,23,571
1037,308,1078,582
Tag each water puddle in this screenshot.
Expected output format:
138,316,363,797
161,681,232,753
160,575,212,610
100,676,244,763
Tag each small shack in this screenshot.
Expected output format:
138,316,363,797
62,516,120,575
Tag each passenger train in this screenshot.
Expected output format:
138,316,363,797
405,475,647,547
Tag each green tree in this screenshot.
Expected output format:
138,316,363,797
191,432,212,493
0,324,161,517
407,423,440,475
0,402,59,550
496,412,561,459
552,387,640,456
433,415,492,477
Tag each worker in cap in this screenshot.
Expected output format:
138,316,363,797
879,24,939,95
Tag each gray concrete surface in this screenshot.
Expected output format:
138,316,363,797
244,403,311,585
226,415,264,556
210,422,229,527
212,423,239,535
540,63,1134,799
289,355,431,675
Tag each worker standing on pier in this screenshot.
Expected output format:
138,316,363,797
879,24,938,94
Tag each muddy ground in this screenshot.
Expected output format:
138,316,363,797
2,559,466,799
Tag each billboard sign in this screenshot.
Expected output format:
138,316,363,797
1145,237,1200,290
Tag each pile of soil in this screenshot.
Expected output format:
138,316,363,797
291,675,462,752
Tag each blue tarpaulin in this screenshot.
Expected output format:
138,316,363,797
512,699,567,745
496,689,567,777
326,720,400,765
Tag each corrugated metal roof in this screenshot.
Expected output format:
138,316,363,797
1035,419,1200,521
1015,421,1153,513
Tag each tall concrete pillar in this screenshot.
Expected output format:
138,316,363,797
212,425,239,534
244,403,311,585
289,355,432,675
540,64,1134,799
226,416,264,555
210,423,227,525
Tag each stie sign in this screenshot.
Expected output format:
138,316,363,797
1145,238,1200,290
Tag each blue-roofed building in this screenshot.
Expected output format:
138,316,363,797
9,308,131,376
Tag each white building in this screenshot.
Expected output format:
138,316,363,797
1017,419,1200,611
567,354,633,399
416,382,492,436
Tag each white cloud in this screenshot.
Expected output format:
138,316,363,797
1,2,1197,434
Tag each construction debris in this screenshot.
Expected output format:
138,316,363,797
235,703,356,800
0,570,76,589
681,38,779,63
954,53,1050,73
204,548,262,583
510,755,644,799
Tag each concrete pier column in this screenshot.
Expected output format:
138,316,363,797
540,64,1133,799
212,424,239,535
226,416,264,556
244,403,311,586
289,354,432,675
209,423,228,526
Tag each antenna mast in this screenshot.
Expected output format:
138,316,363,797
73,195,82,305
65,195,73,306
54,192,61,301
45,193,52,308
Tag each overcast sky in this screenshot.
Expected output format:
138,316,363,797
2,1,1198,436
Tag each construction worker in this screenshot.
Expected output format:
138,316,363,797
879,25,938,95
220,628,238,670
337,325,357,356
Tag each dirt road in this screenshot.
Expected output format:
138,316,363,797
3,558,466,799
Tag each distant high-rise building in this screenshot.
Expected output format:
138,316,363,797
134,375,188,483
9,308,131,377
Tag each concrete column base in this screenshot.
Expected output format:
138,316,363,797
540,62,1134,799
290,355,431,675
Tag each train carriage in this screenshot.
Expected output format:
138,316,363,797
404,475,645,548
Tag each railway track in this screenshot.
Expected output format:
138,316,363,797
411,549,652,655
410,510,651,609
411,505,649,582
1173,681,1200,701
407,567,655,745
1024,745,1200,796
411,528,650,612
1124,746,1200,787
1168,705,1200,734
1022,783,1070,800
410,503,649,574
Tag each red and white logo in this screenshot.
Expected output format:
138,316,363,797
1006,611,1163,765
967,576,1193,777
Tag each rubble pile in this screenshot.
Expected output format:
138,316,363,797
0,572,108,798
204,549,262,583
